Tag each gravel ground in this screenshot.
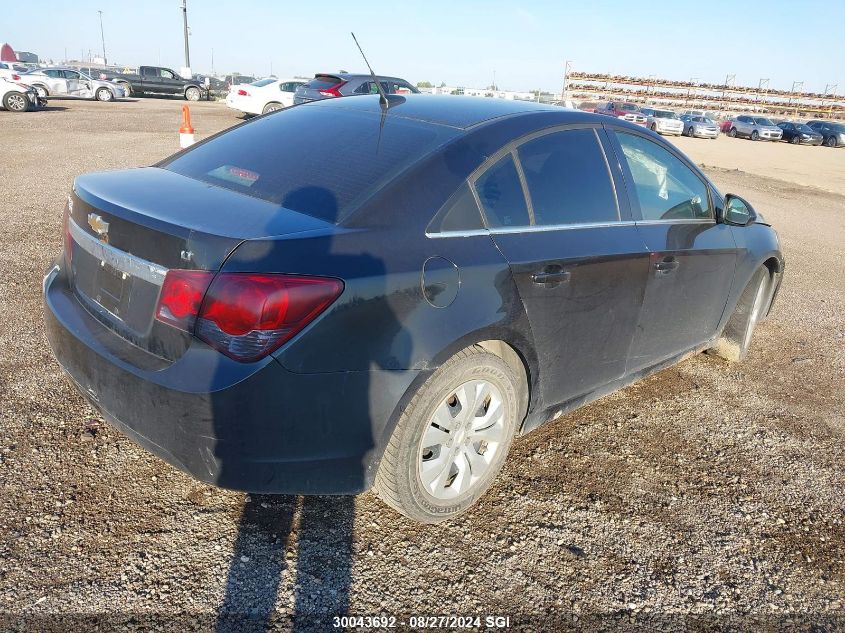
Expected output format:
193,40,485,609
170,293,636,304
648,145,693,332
1,99,844,631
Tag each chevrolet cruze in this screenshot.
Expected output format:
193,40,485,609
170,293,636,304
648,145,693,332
43,95,784,523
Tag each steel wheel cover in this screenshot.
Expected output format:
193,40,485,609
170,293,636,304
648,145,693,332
417,379,506,500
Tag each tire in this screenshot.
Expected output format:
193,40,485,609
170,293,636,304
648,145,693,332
650,123,657,131
790,135,800,144
708,267,769,362
373,345,523,523
118,82,131,97
262,101,283,114
751,130,759,141
3,91,30,112
33,84,48,98
95,87,113,102
686,126,694,137
825,136,838,148
185,86,201,101
728,127,737,138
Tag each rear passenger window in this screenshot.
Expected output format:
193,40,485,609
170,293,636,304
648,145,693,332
427,183,483,234
615,132,712,221
473,154,530,228
517,128,619,226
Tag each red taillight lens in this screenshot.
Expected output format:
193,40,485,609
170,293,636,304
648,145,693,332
11,74,20,81
318,81,347,98
155,270,215,331
237,89,249,96
154,272,343,362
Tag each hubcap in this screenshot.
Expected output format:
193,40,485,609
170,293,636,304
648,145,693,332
418,379,506,501
744,276,768,349
8,94,25,111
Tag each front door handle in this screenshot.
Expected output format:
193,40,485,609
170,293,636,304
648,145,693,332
531,270,571,285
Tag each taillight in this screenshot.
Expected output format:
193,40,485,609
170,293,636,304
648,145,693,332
155,270,215,331
154,272,343,362
237,89,249,96
318,81,347,98
12,74,21,81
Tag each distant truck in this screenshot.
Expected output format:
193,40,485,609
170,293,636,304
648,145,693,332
595,101,648,126
112,66,207,101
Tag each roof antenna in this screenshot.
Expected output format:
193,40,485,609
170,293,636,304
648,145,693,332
351,31,389,108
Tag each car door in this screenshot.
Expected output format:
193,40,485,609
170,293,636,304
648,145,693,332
606,128,737,371
160,68,182,94
475,126,651,407
279,81,300,107
43,69,68,95
61,70,84,97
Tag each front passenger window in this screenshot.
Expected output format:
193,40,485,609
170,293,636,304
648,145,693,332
615,132,712,221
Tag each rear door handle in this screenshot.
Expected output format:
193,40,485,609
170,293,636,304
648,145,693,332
531,270,571,285
654,258,680,273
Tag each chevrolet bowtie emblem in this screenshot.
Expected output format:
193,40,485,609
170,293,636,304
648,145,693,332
87,213,109,240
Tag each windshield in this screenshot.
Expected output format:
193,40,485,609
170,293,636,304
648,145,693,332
162,105,458,224
754,117,774,126
794,124,813,133
654,110,677,118
250,78,276,87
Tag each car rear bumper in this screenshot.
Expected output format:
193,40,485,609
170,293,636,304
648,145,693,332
43,262,420,494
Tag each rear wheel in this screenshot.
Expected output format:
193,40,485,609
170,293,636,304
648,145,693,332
262,101,283,114
374,346,522,523
650,123,657,131
825,135,838,148
185,86,201,101
3,91,29,112
33,84,48,98
95,87,113,102
728,127,737,138
790,135,800,144
708,267,769,362
751,130,759,141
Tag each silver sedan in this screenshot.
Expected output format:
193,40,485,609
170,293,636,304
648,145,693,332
18,67,125,102
681,115,720,139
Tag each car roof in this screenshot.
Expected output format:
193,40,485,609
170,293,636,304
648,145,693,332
304,94,588,130
315,72,409,82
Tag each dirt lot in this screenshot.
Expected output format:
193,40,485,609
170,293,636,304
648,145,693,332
1,98,844,631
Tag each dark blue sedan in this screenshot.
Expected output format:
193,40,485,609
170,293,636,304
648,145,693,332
43,95,784,523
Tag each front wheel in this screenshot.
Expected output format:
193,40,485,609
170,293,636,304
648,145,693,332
374,346,522,523
3,91,30,112
185,87,201,101
825,136,838,148
650,123,657,131
95,87,113,102
790,135,800,144
33,85,48,98
751,130,759,141
708,267,770,362
728,127,737,138
118,82,131,97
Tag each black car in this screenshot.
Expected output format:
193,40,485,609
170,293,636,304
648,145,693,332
43,96,784,523
293,72,418,104
805,120,845,147
777,121,823,145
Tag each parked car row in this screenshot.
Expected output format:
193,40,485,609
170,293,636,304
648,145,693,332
224,72,419,116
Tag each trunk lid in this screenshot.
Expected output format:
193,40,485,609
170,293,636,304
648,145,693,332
66,167,331,361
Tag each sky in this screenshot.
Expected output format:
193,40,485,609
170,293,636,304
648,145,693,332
4,0,843,94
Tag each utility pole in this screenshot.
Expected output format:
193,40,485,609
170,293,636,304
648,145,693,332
97,10,107,65
211,48,214,76
181,0,191,76
719,73,735,116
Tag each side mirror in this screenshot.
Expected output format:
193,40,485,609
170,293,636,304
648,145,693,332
721,194,757,226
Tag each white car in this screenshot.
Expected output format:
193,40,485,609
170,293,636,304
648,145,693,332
645,109,684,136
0,61,26,81
225,78,306,115
0,77,40,112
18,67,125,102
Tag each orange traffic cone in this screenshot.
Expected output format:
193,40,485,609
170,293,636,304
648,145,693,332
179,105,195,148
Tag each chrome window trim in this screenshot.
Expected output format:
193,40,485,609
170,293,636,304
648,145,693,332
510,148,536,225
635,218,716,226
425,228,491,239
68,217,169,285
426,217,716,239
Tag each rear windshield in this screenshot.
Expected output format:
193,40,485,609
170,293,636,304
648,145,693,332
250,78,276,87
306,75,342,90
162,105,458,224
